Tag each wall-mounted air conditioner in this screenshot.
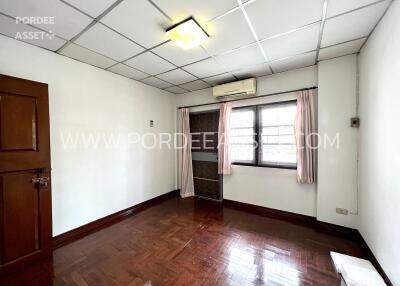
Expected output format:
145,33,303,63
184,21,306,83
212,78,257,98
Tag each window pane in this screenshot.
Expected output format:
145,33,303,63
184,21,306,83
260,102,297,166
261,104,296,126
230,144,254,162
230,109,255,163
230,110,254,128
231,136,254,144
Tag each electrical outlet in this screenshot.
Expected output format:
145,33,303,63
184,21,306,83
336,208,349,215
149,120,154,127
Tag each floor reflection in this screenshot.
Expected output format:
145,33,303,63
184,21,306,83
228,241,300,285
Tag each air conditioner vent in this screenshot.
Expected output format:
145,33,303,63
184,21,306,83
212,78,257,98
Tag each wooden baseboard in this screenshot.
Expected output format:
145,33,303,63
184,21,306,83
355,231,393,285
223,198,392,285
53,190,179,248
223,199,316,226
314,220,359,239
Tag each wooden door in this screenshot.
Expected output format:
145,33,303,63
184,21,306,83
190,111,222,201
0,74,52,275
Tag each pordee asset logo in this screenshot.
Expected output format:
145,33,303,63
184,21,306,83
14,16,55,40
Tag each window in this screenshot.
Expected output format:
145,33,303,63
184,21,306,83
259,102,297,167
230,108,255,163
230,101,297,169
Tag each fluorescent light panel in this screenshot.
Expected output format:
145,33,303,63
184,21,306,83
166,17,209,50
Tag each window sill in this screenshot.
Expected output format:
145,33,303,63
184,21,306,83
232,162,297,170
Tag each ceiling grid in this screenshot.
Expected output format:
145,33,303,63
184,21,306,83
0,0,393,93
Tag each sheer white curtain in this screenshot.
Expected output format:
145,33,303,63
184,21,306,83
294,89,317,184
218,102,233,175
179,108,194,197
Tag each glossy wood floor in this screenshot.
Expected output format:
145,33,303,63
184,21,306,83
2,197,366,286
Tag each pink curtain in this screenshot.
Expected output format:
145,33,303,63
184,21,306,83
295,89,317,184
218,102,232,175
180,108,194,198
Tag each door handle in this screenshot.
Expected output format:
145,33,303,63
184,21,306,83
32,177,50,187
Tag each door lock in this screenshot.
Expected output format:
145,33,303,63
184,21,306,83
32,177,49,187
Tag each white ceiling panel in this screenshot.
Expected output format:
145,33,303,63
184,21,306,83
322,0,390,47
203,73,236,86
108,63,149,80
0,0,92,40
232,63,272,79
201,9,255,56
101,0,168,48
153,0,238,23
261,23,320,61
215,43,266,71
326,0,385,18
156,69,197,85
75,23,144,61
141,76,173,89
152,41,209,67
270,51,316,73
60,43,117,68
319,38,366,61
125,52,176,75
180,80,210,91
246,0,323,40
165,86,188,94
183,58,229,78
63,0,116,18
0,14,66,51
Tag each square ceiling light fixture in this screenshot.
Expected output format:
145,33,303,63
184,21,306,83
166,17,209,50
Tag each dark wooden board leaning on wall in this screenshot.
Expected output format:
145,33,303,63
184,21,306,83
190,111,219,152
190,111,222,201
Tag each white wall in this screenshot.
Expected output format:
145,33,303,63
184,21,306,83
317,55,358,228
176,66,318,217
358,1,400,284
0,35,176,236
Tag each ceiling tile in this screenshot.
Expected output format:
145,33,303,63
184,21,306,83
327,0,385,18
75,23,144,61
319,38,366,61
183,58,229,78
124,52,176,75
101,0,168,48
232,63,272,80
0,0,92,40
201,9,255,55
156,69,197,85
152,41,209,67
0,14,66,51
261,23,319,61
322,0,390,47
153,0,238,23
203,73,236,86
215,43,266,71
108,63,149,80
180,80,210,91
63,0,116,18
246,0,323,40
60,43,117,68
270,51,316,73
141,76,173,89
165,86,188,94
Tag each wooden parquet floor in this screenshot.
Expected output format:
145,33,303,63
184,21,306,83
2,197,366,286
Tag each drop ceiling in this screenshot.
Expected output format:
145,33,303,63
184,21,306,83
0,0,393,94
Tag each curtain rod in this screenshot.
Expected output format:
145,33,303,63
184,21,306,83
177,86,318,109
